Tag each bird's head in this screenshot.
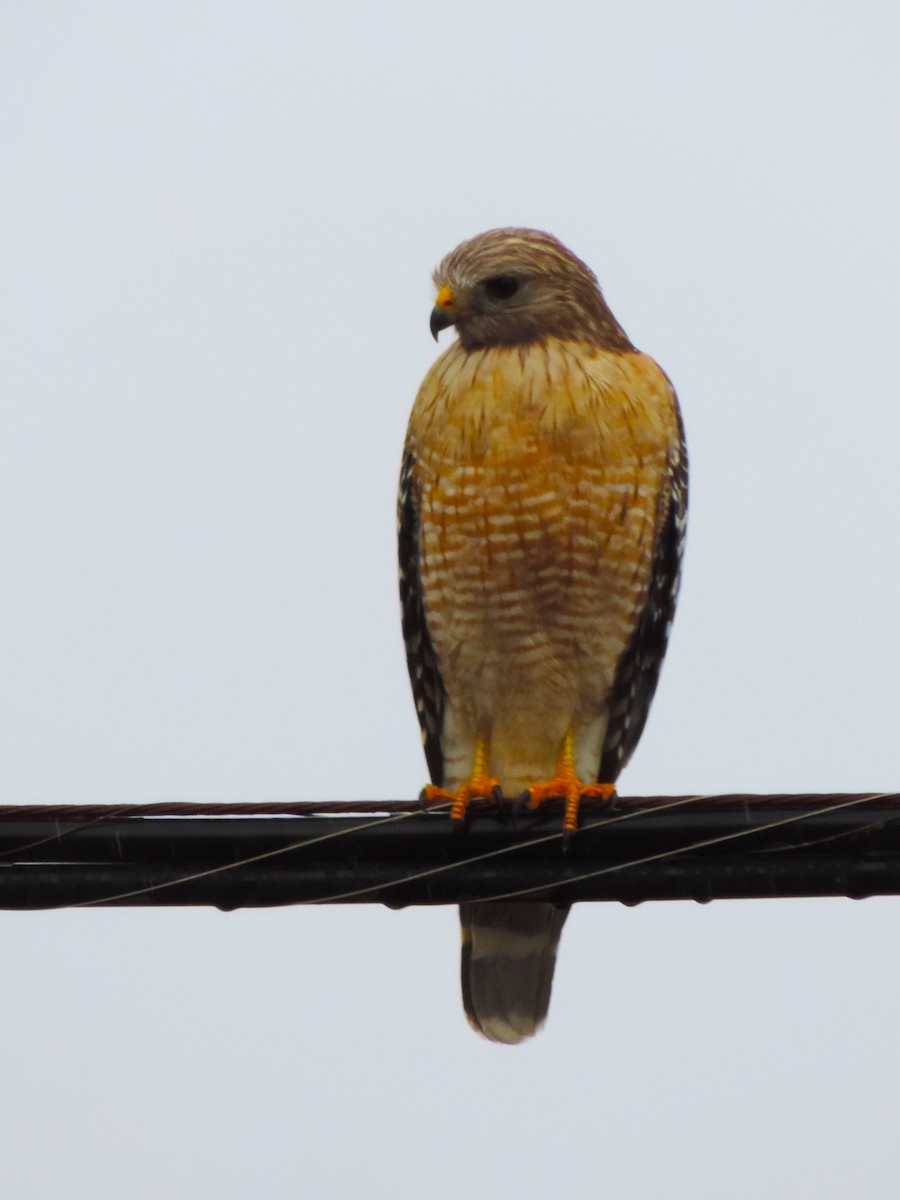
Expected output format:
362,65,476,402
429,228,633,352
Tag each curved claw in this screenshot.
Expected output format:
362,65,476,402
513,790,532,815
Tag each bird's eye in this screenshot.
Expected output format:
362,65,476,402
483,275,520,301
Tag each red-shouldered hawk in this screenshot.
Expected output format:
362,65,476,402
399,229,687,1044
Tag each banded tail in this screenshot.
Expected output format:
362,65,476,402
460,901,569,1044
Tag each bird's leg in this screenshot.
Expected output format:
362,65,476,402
420,735,501,823
523,727,616,834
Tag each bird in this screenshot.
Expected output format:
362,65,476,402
398,228,687,1043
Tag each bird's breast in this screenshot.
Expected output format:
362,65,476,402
406,338,678,720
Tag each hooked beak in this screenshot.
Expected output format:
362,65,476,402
430,284,457,341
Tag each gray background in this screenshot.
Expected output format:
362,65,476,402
2,2,899,1197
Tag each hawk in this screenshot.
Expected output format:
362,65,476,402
398,228,687,1043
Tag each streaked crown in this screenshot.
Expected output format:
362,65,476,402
431,227,633,352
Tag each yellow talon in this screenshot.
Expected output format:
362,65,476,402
524,728,616,833
421,736,500,824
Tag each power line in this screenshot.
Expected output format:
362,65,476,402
0,792,897,909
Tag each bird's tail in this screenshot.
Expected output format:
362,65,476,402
459,901,569,1044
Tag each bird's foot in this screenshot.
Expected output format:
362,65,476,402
420,778,503,824
524,770,616,835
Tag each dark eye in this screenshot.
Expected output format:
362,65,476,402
483,275,520,301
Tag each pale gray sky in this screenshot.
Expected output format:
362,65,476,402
2,2,900,1197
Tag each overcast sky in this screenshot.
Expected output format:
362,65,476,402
2,2,900,1197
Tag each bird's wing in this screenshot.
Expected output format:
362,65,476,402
398,444,446,786
599,395,688,783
